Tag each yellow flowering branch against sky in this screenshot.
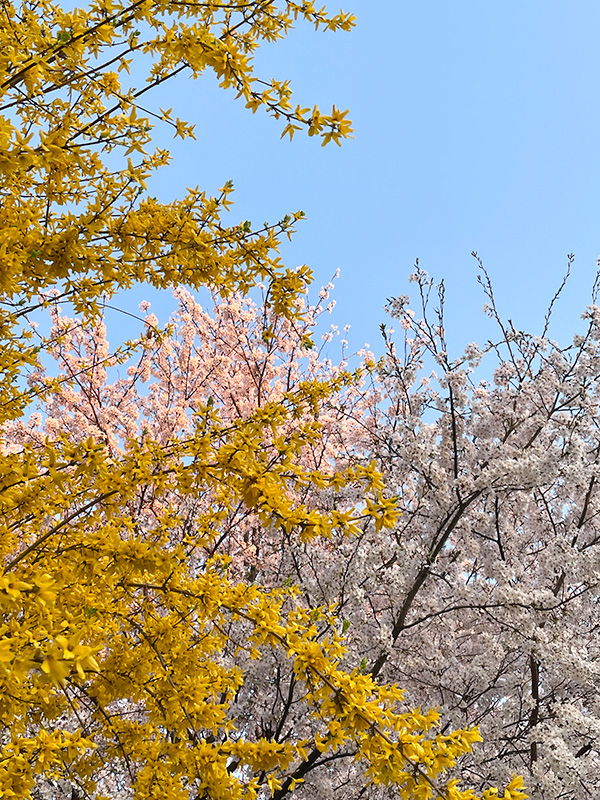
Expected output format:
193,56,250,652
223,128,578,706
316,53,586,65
0,0,354,301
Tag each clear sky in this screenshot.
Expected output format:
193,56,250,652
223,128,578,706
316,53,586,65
128,0,600,359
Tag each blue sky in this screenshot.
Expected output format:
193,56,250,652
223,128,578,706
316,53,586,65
129,0,600,359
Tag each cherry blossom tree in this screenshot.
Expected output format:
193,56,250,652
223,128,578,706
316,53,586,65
6,281,361,582
282,259,600,800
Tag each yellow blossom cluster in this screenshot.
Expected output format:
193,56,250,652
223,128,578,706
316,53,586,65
0,390,527,799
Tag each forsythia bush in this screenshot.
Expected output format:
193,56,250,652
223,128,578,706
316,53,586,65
0,2,526,798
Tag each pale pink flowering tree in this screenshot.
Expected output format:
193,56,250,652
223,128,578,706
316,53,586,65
191,260,600,800
4,282,362,578
277,260,600,800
